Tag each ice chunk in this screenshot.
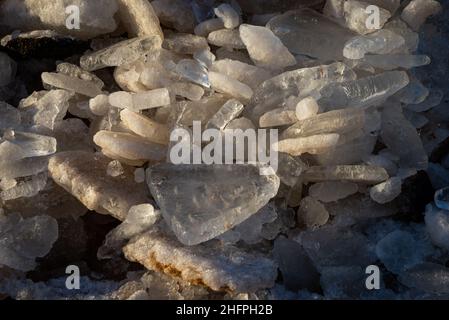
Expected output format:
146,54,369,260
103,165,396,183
210,59,272,90
405,89,443,112
168,82,205,101
94,131,166,162
343,30,405,59
425,207,449,251
194,18,225,37
219,202,278,245
89,94,111,116
56,63,104,89
381,104,428,170
297,225,377,268
80,36,162,71
397,78,429,104
325,194,397,221
41,73,103,98
48,151,150,220
363,54,430,70
259,107,297,128
369,177,402,204
214,3,240,29
239,24,296,70
295,97,319,121
248,62,356,122
0,157,48,179
303,165,389,184
175,94,229,126
314,133,377,166
19,90,74,129
120,109,169,145
340,0,391,34
276,153,307,187
208,71,253,102
297,196,330,229
363,154,397,176
152,0,195,32
206,99,244,131
225,117,255,131
98,204,160,259
146,163,280,245
0,0,118,40
176,59,210,88
1,131,57,160
0,213,58,272
434,188,449,211
401,0,442,31
163,33,209,54
108,89,171,111
208,29,246,49
123,225,278,293
106,160,124,177
383,19,419,54
309,181,358,203
318,71,410,110
116,0,163,39
376,230,433,274
1,172,47,201
274,134,340,156
267,9,356,60
282,108,365,139
193,48,216,69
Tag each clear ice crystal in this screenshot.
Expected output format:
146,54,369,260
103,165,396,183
239,24,297,70
318,71,410,110
98,204,160,259
267,9,356,60
343,30,405,60
175,59,210,88
369,177,402,204
80,36,163,71
146,163,280,245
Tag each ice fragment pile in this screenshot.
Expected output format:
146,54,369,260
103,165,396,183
0,0,447,300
